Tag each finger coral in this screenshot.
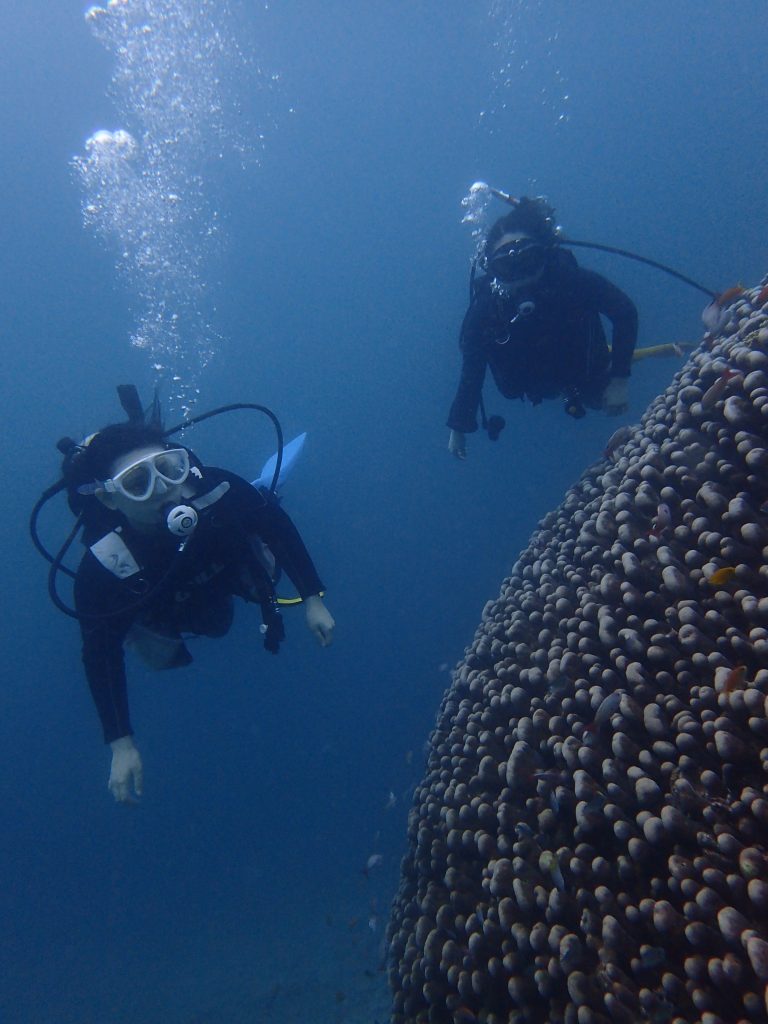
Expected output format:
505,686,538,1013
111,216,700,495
388,278,768,1024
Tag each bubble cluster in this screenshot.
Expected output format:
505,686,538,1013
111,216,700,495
387,279,768,1024
481,1,570,133
460,183,495,262
74,0,269,412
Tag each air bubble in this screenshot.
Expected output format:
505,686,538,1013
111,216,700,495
73,0,274,410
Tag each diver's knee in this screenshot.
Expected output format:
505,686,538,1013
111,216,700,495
125,624,192,670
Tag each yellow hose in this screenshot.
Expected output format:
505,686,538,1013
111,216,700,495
631,342,695,361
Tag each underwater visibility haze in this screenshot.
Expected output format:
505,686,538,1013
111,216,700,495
1,2,767,1022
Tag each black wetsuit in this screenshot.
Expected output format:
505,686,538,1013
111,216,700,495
74,466,324,743
447,249,638,432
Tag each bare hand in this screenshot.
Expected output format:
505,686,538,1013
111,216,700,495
109,736,143,804
305,595,335,647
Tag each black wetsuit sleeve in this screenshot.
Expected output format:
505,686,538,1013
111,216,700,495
446,302,489,433
74,555,135,744
578,268,638,377
237,484,325,599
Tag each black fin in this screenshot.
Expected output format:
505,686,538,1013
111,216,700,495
145,385,164,430
117,384,145,424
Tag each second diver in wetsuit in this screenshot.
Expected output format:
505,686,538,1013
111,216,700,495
447,197,638,459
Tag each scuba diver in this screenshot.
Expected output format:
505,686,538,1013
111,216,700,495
447,194,639,459
31,386,335,804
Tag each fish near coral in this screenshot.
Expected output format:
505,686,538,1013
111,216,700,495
604,425,632,460
701,285,744,332
363,853,384,878
720,665,748,693
453,1007,478,1024
650,502,672,539
539,850,565,891
716,285,745,305
707,566,737,586
701,367,741,410
702,303,724,333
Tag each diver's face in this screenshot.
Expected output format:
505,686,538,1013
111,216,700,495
491,231,531,254
96,445,188,529
487,231,546,286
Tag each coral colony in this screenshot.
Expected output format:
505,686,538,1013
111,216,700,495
388,278,768,1024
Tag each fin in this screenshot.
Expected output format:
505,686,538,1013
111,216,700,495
252,432,307,491
145,385,163,429
117,384,145,424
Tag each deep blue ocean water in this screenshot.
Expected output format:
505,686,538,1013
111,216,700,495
1,3,767,1022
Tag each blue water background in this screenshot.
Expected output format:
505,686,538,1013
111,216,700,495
1,3,767,1021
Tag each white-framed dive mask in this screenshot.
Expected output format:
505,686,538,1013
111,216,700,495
99,448,190,502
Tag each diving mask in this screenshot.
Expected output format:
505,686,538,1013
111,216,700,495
99,448,190,502
487,239,547,281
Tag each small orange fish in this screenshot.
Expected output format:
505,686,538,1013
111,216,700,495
702,286,745,334
716,285,745,307
453,1008,478,1024
722,665,748,693
707,566,737,586
755,284,768,308
701,368,741,410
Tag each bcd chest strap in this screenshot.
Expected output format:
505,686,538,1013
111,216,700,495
90,481,241,581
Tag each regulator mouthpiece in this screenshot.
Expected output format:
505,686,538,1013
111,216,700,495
166,504,198,538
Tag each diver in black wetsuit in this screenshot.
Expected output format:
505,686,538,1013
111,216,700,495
56,415,334,804
447,197,639,459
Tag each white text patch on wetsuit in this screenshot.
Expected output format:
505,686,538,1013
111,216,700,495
90,532,141,579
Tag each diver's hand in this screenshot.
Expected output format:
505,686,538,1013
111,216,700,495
603,377,629,416
108,736,143,804
448,430,467,460
305,595,335,647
